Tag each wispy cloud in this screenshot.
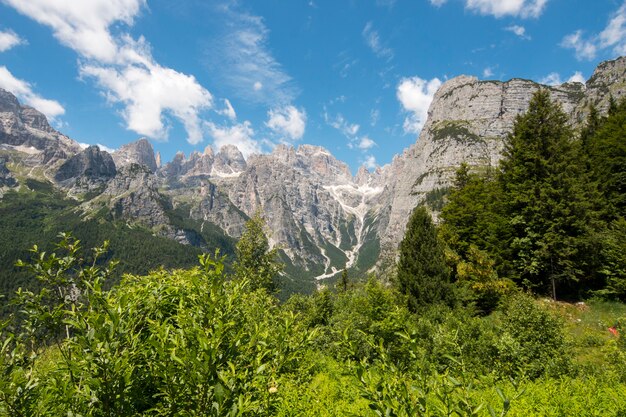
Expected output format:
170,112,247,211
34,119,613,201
505,25,531,39
0,29,25,52
482,67,494,78
324,110,360,138
3,0,213,144
217,99,237,120
0,66,65,121
362,22,394,60
204,4,296,106
562,2,626,61
397,76,442,134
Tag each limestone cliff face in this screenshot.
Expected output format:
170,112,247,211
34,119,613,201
376,56,626,259
112,138,158,172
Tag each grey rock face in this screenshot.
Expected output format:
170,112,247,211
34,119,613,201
0,157,17,188
0,89,81,167
55,146,116,182
112,138,157,172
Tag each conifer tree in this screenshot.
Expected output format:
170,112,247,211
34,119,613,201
397,206,452,311
498,89,599,298
234,212,283,292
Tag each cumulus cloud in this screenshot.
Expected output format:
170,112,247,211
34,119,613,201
2,0,145,63
562,2,626,61
205,121,260,158
205,6,295,105
0,66,65,120
466,0,547,18
0,29,25,52
568,71,586,84
266,105,306,141
362,22,393,60
3,0,214,144
397,76,442,134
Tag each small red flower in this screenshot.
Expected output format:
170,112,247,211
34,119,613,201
609,327,619,337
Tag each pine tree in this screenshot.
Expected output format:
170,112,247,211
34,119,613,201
397,206,452,311
234,212,283,292
498,89,600,298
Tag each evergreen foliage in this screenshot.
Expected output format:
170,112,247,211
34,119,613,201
234,212,283,292
397,206,453,311
498,89,600,297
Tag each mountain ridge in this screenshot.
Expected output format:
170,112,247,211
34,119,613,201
2,56,626,290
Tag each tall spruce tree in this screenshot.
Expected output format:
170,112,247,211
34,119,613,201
234,212,283,292
397,206,453,311
498,89,599,299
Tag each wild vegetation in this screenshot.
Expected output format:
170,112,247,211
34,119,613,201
1,90,626,415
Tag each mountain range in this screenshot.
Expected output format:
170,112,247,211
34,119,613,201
2,56,626,293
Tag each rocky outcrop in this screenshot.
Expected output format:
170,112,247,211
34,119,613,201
112,138,157,172
55,145,116,183
0,157,17,188
0,89,81,167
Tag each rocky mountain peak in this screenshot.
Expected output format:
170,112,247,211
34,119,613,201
0,88,20,114
112,138,157,172
55,145,116,183
214,145,246,174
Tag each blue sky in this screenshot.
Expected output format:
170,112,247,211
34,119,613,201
0,0,624,173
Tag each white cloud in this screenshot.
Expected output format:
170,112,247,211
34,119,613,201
324,111,360,138
505,25,530,39
357,136,376,150
370,108,380,126
362,22,394,60
3,0,215,144
429,0,448,6
362,155,377,170
2,0,145,63
562,2,626,61
0,66,65,120
561,30,598,61
539,71,586,86
540,72,562,86
80,49,212,144
568,71,585,84
217,99,237,120
97,143,116,153
465,0,547,18
397,76,442,134
205,121,260,159
482,67,494,78
266,105,306,141
205,6,295,105
0,29,25,52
